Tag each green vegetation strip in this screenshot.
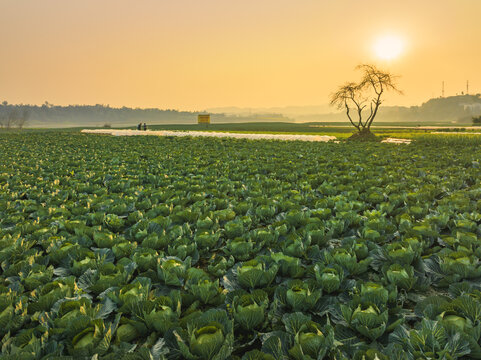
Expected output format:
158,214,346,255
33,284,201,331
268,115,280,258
1,132,481,359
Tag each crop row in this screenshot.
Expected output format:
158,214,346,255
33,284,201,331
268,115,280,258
0,132,481,359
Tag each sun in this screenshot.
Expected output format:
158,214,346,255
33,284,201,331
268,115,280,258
373,35,404,60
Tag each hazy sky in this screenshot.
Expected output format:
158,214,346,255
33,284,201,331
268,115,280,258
1,0,480,110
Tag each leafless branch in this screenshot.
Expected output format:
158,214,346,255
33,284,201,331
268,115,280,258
330,64,402,132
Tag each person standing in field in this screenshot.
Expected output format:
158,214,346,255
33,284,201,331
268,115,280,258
143,123,147,131
137,123,142,130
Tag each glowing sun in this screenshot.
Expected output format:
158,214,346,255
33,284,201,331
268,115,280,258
373,35,404,60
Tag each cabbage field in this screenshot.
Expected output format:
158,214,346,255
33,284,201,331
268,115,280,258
1,131,481,359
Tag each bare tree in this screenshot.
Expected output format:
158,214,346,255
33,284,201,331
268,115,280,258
16,109,30,129
330,64,402,134
0,109,30,129
0,101,6,129
6,109,18,129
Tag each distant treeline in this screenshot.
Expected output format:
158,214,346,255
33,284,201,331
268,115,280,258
0,101,291,128
1,94,480,128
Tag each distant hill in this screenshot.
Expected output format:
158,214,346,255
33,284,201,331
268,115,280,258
210,95,481,124
374,94,481,123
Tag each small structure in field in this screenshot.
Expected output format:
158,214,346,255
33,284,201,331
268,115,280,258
198,114,210,125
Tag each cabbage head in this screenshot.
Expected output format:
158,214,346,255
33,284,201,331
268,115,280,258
237,258,278,289
385,264,416,290
225,221,245,239
439,251,481,279
167,309,233,360
344,303,388,341
274,280,321,312
331,248,370,275
104,214,125,233
232,290,268,331
225,237,255,261
288,320,334,360
207,255,235,278
386,242,417,265
314,264,343,293
157,257,191,287
195,231,219,250
271,252,305,278
360,282,389,307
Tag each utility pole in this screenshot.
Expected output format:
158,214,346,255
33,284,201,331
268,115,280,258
467,80,469,95
442,81,445,97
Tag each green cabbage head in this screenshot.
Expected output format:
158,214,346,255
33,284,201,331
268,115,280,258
237,258,278,289
170,309,233,360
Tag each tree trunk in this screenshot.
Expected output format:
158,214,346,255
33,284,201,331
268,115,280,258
358,127,371,134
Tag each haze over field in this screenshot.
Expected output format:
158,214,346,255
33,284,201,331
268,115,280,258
1,0,481,112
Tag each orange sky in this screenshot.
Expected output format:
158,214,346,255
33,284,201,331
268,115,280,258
1,0,480,110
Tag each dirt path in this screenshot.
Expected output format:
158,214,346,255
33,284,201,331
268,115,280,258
81,129,337,142
381,138,412,144
82,129,414,144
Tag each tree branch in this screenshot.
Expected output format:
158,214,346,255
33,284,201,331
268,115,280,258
330,65,401,133
367,93,382,129
345,102,360,131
